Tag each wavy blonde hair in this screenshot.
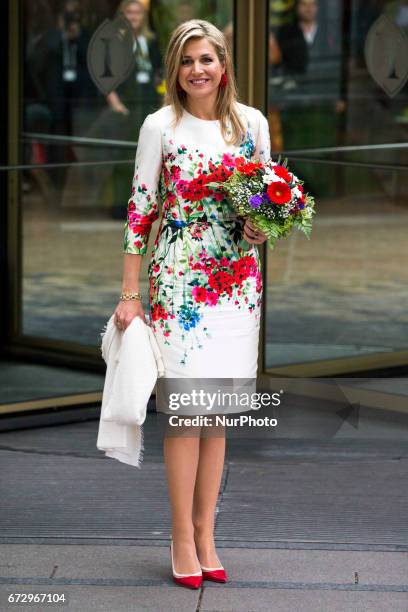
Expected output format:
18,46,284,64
116,0,155,41
162,19,247,146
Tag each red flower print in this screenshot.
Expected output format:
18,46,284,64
190,226,203,240
202,256,217,272
231,256,257,283
256,271,262,292
206,162,233,183
267,182,292,205
170,165,181,179
128,210,157,235
208,270,234,296
151,303,168,322
206,291,218,306
192,286,207,302
221,153,236,169
235,157,263,176
176,177,213,202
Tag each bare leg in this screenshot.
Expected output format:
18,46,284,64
192,422,226,568
163,426,202,574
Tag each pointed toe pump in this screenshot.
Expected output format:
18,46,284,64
170,541,203,589
200,564,228,583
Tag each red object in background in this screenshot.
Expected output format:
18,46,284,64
31,141,47,165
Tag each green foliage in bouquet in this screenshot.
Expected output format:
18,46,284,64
207,156,316,250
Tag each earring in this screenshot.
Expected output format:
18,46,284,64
219,73,228,88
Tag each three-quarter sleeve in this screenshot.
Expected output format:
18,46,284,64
253,109,271,164
123,113,162,255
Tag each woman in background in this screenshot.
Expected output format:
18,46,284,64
108,0,163,218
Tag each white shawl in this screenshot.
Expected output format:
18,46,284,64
96,314,165,468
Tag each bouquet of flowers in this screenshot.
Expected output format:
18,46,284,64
206,155,316,250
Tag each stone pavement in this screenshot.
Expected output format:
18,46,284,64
0,406,408,612
0,544,407,612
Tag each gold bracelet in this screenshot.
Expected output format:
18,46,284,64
120,291,142,301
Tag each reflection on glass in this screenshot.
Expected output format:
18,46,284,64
269,0,343,195
265,1,408,369
22,0,233,346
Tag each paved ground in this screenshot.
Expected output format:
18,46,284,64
0,406,407,612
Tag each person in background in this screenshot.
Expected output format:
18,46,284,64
107,0,163,219
275,0,345,196
35,0,96,188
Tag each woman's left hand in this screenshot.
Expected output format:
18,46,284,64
243,218,268,245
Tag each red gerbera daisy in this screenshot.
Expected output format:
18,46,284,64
274,165,292,182
267,181,292,205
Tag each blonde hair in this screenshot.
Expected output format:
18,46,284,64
162,19,247,146
116,0,155,41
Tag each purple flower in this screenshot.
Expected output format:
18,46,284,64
298,202,305,209
249,194,263,209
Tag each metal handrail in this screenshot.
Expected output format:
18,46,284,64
0,132,405,172
22,131,408,154
0,159,134,171
22,131,137,149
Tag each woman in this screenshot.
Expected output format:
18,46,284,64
114,19,270,589
108,0,162,122
108,0,163,218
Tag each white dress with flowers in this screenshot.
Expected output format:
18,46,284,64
123,103,271,402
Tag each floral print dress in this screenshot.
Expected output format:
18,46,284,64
123,102,271,390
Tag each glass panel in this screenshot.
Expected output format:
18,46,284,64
265,0,408,368
22,0,233,346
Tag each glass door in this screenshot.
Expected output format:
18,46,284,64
264,0,408,375
18,1,231,349
4,0,235,411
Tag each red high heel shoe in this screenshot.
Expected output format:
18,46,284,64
170,541,203,589
200,563,228,583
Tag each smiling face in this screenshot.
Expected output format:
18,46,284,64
177,37,225,100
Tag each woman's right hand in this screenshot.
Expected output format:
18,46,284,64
113,299,147,331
